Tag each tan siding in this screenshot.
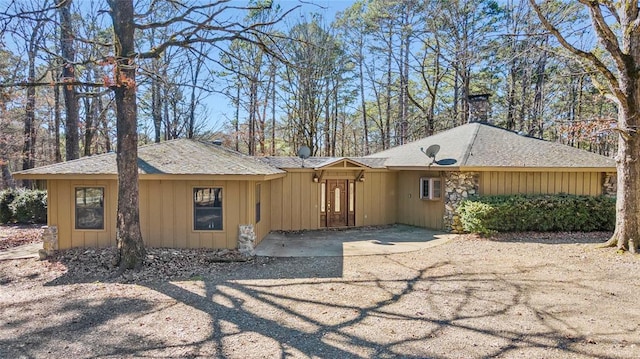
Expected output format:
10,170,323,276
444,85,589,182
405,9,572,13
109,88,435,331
254,181,272,245
480,171,603,196
47,179,117,249
269,170,394,231
395,172,444,230
57,181,72,248
355,180,365,226
174,181,188,248
540,172,548,193
50,178,282,250
269,172,321,231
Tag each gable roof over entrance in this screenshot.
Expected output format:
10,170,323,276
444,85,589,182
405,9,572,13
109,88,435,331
368,122,615,170
13,139,286,180
260,156,387,169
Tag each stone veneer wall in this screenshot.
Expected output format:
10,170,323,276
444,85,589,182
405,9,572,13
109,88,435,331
443,172,479,233
39,225,58,259
603,172,617,197
238,225,256,257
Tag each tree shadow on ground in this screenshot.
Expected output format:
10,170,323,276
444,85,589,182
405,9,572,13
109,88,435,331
17,247,639,358
136,258,639,358
0,296,159,358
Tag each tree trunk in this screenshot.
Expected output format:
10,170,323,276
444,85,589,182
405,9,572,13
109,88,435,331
270,63,276,156
53,65,62,162
604,107,640,254
60,0,79,161
23,40,37,174
151,59,162,143
109,0,146,270
358,38,369,154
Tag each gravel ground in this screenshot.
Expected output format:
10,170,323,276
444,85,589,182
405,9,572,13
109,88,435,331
1,230,639,358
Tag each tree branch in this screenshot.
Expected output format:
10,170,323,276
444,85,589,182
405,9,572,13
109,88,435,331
529,0,623,101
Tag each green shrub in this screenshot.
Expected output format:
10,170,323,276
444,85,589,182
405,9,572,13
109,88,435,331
0,188,17,224
457,194,615,234
10,189,47,224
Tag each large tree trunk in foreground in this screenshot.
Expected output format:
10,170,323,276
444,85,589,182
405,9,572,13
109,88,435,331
604,108,640,254
109,0,145,269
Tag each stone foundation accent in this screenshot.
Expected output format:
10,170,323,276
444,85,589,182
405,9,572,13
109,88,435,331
443,172,479,233
603,172,617,197
238,225,256,257
39,225,58,259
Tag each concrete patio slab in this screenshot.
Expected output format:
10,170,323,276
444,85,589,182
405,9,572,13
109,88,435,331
255,225,455,257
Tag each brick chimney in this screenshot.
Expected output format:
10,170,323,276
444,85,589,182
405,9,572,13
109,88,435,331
468,94,491,123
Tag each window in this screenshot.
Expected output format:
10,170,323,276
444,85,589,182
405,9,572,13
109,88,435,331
194,188,223,230
420,178,442,200
75,187,104,230
349,182,355,212
334,187,341,212
255,184,261,223
320,182,326,212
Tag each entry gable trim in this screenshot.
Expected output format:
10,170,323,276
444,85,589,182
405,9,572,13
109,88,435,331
313,158,371,170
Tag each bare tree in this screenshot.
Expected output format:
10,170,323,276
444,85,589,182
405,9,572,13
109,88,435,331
105,0,295,269
530,0,640,253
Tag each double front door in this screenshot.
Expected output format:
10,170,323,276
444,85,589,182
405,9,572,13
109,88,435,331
321,179,355,227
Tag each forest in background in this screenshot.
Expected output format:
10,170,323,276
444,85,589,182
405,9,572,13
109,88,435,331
0,0,619,189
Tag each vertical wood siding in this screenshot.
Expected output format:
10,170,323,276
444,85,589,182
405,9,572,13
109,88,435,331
479,171,602,196
49,179,268,250
48,179,117,249
270,171,396,231
395,172,444,230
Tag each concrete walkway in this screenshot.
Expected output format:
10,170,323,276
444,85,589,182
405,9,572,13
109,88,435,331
0,242,41,261
255,225,455,257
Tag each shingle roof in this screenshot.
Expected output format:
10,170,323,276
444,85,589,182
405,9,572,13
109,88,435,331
367,122,615,169
16,123,615,179
260,156,387,169
15,139,285,177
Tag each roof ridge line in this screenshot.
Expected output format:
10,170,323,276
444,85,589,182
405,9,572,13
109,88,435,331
461,123,481,166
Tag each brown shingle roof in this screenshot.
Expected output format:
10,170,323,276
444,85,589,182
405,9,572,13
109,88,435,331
367,122,615,169
15,139,285,177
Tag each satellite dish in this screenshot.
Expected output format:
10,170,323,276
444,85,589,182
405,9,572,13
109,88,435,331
297,146,311,168
420,144,441,166
297,146,311,159
424,144,440,158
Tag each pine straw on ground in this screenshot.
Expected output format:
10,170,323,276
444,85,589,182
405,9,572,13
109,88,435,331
1,230,639,359
0,224,43,250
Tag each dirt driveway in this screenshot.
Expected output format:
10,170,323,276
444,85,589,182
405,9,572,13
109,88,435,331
1,231,639,358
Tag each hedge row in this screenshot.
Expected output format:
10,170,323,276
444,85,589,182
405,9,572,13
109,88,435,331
456,194,615,235
0,189,47,224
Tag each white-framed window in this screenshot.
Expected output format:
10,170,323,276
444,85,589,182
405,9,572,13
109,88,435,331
193,187,223,230
420,177,442,200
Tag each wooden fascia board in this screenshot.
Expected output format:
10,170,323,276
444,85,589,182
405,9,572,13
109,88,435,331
460,166,616,173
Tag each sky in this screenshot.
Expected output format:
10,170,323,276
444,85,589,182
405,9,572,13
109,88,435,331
200,0,355,132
